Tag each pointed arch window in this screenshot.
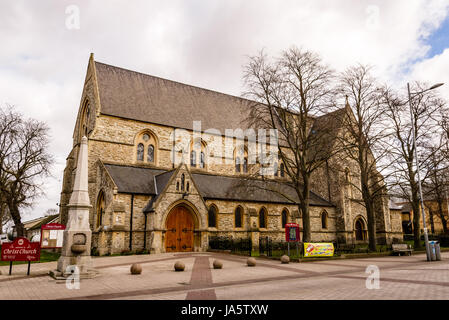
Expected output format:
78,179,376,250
147,145,154,163
208,205,218,228
235,157,241,173
96,191,105,228
259,208,267,229
235,146,248,174
135,131,158,164
190,139,207,170
181,174,185,191
235,206,243,228
321,210,328,229
281,209,288,228
200,152,205,169
280,163,285,177
190,150,197,167
137,143,144,161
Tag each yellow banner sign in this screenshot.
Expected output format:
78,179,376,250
304,243,334,257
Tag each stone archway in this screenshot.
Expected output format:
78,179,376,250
165,205,195,252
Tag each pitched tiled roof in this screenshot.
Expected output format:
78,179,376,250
102,164,334,211
95,61,253,132
103,164,165,194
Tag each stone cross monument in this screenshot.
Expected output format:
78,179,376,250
50,136,97,279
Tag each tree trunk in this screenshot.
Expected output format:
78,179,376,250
8,202,24,238
300,201,311,242
411,199,422,249
365,201,377,251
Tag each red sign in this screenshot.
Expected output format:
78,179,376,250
1,237,41,261
40,223,65,248
285,223,300,242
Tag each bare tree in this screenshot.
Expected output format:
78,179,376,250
382,84,447,248
242,47,336,242
0,106,53,237
422,147,449,234
336,64,390,251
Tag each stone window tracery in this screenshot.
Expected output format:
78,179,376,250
135,131,157,164
190,138,207,170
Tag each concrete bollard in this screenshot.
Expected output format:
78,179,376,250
213,260,223,269
130,263,142,275
280,255,290,264
247,257,256,267
174,261,185,271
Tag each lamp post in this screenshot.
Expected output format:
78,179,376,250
407,82,444,261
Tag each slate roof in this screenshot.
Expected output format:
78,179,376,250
103,164,165,194
191,172,333,207
102,164,334,211
95,61,253,132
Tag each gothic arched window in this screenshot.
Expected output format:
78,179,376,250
96,191,105,228
147,144,154,163
190,139,207,170
200,152,205,169
181,174,185,191
280,163,285,177
235,146,248,174
137,143,144,161
281,209,288,228
135,131,158,164
235,157,241,173
190,150,197,167
235,206,243,228
259,208,267,229
208,205,217,228
321,210,328,229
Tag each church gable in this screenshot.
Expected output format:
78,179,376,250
145,164,208,231
73,53,102,144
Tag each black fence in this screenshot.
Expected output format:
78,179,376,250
208,236,252,256
259,237,302,257
403,233,449,247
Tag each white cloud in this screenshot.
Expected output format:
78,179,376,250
0,0,449,221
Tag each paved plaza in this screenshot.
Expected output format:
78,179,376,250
0,252,448,300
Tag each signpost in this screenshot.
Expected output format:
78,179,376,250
285,223,301,257
1,237,41,275
40,223,65,249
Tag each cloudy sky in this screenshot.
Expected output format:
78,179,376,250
1,0,449,222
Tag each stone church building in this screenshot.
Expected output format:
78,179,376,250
58,54,403,255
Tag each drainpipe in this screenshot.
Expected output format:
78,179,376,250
129,194,134,251
143,212,148,251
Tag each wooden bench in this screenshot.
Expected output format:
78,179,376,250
392,243,413,256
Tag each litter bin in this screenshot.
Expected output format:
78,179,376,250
429,241,440,261
435,241,442,261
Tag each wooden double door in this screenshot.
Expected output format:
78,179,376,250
165,206,194,252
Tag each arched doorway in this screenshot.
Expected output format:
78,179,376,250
355,218,365,241
165,205,194,252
